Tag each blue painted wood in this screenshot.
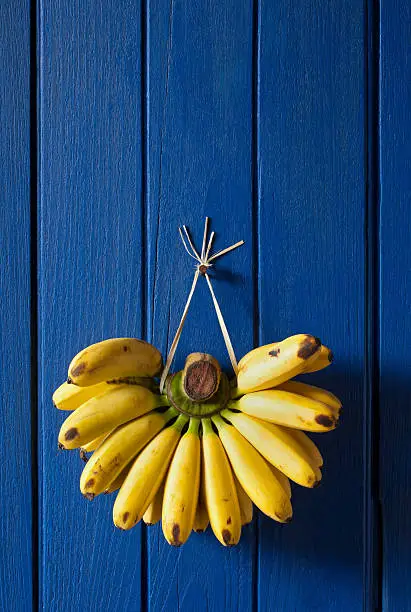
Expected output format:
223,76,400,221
256,2,366,610
379,2,411,610
146,0,255,609
38,1,144,610
0,2,33,610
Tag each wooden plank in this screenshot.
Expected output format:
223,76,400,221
38,2,144,610
257,2,366,610
146,0,255,609
0,1,33,610
379,2,411,609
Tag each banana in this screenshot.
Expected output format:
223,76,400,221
80,432,109,452
234,473,253,526
143,481,165,525
232,389,338,432
212,415,292,523
193,453,209,533
233,334,322,396
104,462,132,494
113,414,188,530
53,381,110,411
68,338,163,386
283,428,323,468
303,344,333,373
201,418,241,546
268,464,292,498
80,407,177,499
276,380,341,415
222,409,320,488
58,385,168,449
162,418,201,546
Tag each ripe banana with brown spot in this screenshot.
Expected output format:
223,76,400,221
276,380,341,415
202,418,241,546
212,415,292,523
143,481,165,525
222,409,320,488
68,338,163,386
162,418,201,546
233,334,322,396
58,385,168,449
234,473,253,526
113,414,188,530
303,344,333,373
80,407,177,499
232,389,338,432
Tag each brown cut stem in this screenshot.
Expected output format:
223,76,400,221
182,353,221,402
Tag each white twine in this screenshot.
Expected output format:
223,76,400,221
159,218,244,392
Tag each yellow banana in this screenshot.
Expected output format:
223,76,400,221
282,427,323,468
222,409,320,488
234,473,253,526
232,389,338,432
276,380,341,415
80,432,109,452
113,414,187,530
193,455,209,533
143,481,165,525
212,415,292,523
303,344,333,373
201,418,241,546
80,407,177,499
233,334,322,396
68,338,162,386
104,463,132,494
58,385,168,449
162,418,201,546
268,464,292,498
53,381,110,411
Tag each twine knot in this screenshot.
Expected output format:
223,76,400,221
159,218,244,392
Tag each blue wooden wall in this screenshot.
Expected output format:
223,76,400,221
2,0,410,610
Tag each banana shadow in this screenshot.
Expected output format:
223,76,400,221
247,364,371,575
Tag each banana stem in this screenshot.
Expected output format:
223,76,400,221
163,406,179,421
230,386,242,399
173,414,189,432
155,393,171,408
201,417,213,435
188,417,200,435
211,414,224,430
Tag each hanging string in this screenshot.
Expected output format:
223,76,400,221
159,218,244,392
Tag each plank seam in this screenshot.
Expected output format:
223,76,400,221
30,0,39,609
251,0,260,609
364,0,382,609
141,0,149,609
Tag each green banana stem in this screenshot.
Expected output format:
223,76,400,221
201,417,214,435
163,406,179,421
173,414,189,432
188,417,201,435
155,393,171,408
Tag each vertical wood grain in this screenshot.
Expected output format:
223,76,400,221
256,2,366,609
379,1,411,609
146,0,255,609
38,2,144,609
0,1,33,610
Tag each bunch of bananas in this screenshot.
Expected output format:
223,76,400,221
54,333,340,547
